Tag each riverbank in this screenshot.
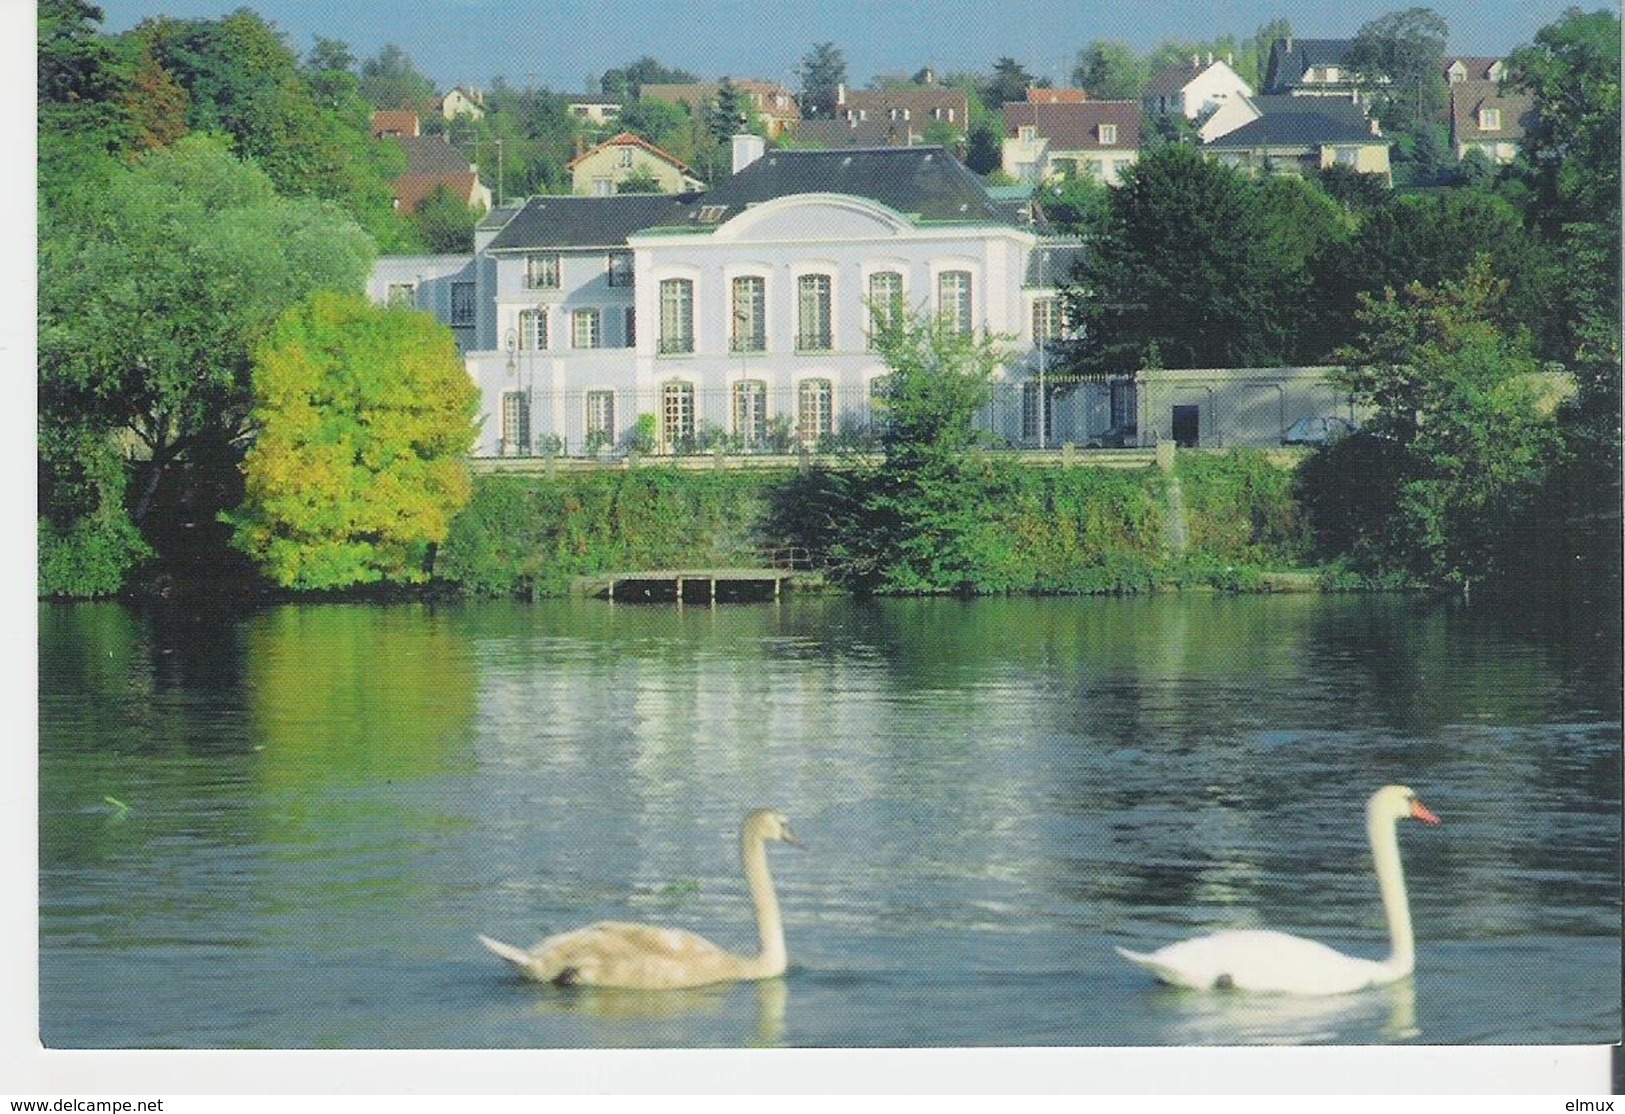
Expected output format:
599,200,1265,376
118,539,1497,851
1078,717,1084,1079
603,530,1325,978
433,448,1333,599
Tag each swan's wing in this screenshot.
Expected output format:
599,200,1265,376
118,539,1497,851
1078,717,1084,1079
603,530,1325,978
478,933,536,970
526,921,747,989
1118,930,1389,995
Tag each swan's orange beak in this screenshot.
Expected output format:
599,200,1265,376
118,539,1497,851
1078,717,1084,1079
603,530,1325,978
1411,799,1442,825
781,825,806,848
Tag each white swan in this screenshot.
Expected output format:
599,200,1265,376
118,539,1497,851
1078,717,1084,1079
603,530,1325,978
479,808,802,990
1116,785,1441,996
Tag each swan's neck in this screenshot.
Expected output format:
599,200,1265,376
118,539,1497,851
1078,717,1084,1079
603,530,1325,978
741,832,787,977
1368,809,1415,976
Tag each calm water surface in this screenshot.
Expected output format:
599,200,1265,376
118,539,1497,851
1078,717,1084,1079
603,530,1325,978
38,594,1621,1048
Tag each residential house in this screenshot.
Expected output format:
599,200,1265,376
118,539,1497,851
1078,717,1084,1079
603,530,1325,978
568,132,706,197
375,115,493,213
834,84,970,144
1142,55,1254,142
565,93,626,127
1443,56,1506,84
1001,101,1142,185
1203,95,1390,182
1262,37,1365,98
794,118,923,149
640,80,802,137
369,140,1084,457
1449,80,1535,163
371,111,420,139
438,87,485,120
1026,88,1090,105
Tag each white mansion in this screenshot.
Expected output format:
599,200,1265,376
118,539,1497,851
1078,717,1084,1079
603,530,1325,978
369,136,1097,458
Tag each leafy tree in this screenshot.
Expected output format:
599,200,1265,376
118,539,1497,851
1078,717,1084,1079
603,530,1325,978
1037,172,1110,234
411,184,482,252
984,56,1040,108
38,0,135,207
1304,260,1567,587
963,122,1002,174
1060,144,1313,374
358,43,437,110
798,42,847,119
231,292,480,590
303,36,359,110
1344,6,1450,133
849,309,1015,593
1072,41,1149,99
599,56,698,98
616,168,665,194
39,135,375,540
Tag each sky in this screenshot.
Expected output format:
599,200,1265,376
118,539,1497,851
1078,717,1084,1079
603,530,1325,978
91,0,1588,93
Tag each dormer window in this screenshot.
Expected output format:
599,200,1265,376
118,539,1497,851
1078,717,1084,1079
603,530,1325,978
1324,66,1340,82
1019,125,1037,142
1479,107,1501,130
1098,123,1118,145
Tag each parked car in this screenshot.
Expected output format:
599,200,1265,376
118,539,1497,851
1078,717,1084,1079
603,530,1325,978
1282,415,1356,446
1085,423,1139,449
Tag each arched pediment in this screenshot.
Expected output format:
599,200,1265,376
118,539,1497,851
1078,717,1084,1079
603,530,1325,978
711,193,914,242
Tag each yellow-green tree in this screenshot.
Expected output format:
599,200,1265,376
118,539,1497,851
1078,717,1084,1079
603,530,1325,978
232,292,480,590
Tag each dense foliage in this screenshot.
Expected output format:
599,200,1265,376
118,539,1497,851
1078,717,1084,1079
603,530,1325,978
230,293,481,590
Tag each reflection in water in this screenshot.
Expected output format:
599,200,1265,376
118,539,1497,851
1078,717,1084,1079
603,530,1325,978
518,976,788,1048
1144,977,1418,1045
37,595,1621,1049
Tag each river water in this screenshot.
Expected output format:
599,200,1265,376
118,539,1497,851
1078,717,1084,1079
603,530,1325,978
37,593,1620,1049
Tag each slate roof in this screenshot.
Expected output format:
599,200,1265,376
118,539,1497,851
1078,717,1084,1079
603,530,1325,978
794,118,919,148
1203,95,1379,150
395,135,475,176
1443,56,1504,81
1145,60,1210,98
1450,80,1536,142
1024,239,1087,286
1263,38,1358,92
1002,101,1143,149
653,146,1017,228
483,194,694,251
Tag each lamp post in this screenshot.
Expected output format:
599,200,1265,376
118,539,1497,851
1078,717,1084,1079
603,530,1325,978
1037,248,1049,451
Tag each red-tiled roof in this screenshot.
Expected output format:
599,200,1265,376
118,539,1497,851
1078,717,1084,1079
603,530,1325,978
566,132,696,174
1027,88,1089,104
395,173,479,212
371,111,420,138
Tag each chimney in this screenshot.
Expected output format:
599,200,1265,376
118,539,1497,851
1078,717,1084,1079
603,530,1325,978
1206,52,1213,66
731,133,766,174
1286,36,1294,53
836,82,847,106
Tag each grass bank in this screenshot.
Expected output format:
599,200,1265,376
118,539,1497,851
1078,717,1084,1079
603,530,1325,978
435,449,1324,598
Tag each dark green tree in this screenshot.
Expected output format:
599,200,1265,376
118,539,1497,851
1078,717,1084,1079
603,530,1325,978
798,42,847,119
1060,144,1313,374
1344,7,1450,133
38,135,375,576
707,77,749,144
358,43,437,110
412,184,482,252
599,56,698,98
1302,260,1568,587
963,122,1002,174
983,57,1039,108
1072,41,1149,99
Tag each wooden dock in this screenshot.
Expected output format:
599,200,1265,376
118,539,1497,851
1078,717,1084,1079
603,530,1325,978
586,567,815,603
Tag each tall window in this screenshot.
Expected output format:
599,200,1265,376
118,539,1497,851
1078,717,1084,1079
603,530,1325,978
450,282,476,326
501,391,529,454
1032,298,1060,342
585,390,615,448
731,276,766,352
572,308,601,349
662,381,695,450
525,253,561,289
797,274,832,351
938,270,972,337
798,378,833,445
867,271,903,345
1479,107,1501,130
733,379,768,444
607,253,634,287
1098,123,1118,145
659,278,694,354
624,307,636,347
519,308,547,350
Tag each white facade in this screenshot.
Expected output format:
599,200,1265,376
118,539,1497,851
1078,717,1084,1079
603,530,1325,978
458,195,1065,456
